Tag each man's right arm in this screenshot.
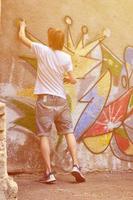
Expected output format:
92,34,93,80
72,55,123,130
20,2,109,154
63,55,77,84
64,71,77,84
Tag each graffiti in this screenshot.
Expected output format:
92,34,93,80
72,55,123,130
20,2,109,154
62,16,133,161
1,16,133,165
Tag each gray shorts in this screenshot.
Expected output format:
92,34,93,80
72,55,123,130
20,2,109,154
35,94,73,137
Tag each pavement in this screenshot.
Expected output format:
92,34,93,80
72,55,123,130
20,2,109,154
14,171,133,200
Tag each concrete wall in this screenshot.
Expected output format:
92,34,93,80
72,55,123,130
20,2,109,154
0,0,133,173
2,0,133,58
0,103,18,200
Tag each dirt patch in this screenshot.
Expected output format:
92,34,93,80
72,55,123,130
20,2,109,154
14,171,133,200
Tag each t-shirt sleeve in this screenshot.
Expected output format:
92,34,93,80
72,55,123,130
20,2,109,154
63,55,73,72
31,42,48,58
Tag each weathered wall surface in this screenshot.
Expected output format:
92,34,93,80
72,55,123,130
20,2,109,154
0,0,133,173
2,0,133,58
0,103,18,200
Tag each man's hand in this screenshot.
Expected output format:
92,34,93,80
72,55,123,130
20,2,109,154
19,20,32,48
64,77,71,84
19,20,26,30
64,75,77,84
67,71,77,84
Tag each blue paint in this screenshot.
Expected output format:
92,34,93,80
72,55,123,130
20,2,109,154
74,87,105,140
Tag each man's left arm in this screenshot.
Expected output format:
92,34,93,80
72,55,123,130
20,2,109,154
19,21,32,48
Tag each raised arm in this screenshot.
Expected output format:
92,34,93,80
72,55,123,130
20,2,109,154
19,21,32,48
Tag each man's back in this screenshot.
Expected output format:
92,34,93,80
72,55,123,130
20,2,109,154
32,42,73,99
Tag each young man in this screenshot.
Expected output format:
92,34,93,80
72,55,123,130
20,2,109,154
19,21,85,183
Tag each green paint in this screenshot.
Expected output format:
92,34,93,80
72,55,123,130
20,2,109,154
129,94,133,108
19,56,37,71
115,127,128,139
66,94,72,110
11,99,35,133
101,46,122,86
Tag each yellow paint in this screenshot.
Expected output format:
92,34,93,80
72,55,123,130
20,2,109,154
67,30,75,52
108,59,114,66
126,62,131,69
76,38,83,51
83,132,112,153
125,142,133,155
64,30,103,111
77,40,100,57
115,65,118,68
65,28,102,78
64,84,77,112
64,56,100,111
17,87,36,99
72,56,99,78
97,70,111,96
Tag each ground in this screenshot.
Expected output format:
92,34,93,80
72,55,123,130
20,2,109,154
14,171,133,200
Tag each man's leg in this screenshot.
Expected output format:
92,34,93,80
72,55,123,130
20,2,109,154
65,133,86,183
55,99,85,182
39,136,56,183
65,133,79,166
40,136,52,174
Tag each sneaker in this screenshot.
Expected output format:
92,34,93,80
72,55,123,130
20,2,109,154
39,172,56,184
71,165,86,183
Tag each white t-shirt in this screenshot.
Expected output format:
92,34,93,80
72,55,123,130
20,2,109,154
31,42,73,99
